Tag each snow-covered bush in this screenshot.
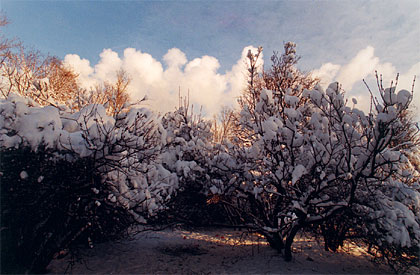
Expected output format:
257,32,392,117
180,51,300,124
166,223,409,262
0,90,178,272
0,88,178,214
59,102,178,219
0,146,132,273
218,44,420,268
157,103,236,225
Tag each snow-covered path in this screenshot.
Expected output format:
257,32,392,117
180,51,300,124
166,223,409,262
47,228,395,274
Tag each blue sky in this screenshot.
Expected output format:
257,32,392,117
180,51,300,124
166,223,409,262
1,0,419,117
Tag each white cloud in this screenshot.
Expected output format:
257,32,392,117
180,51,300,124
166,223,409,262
398,62,420,115
163,48,188,69
335,46,380,91
311,62,341,87
312,46,420,120
64,46,262,117
63,54,96,89
95,49,123,82
65,43,418,121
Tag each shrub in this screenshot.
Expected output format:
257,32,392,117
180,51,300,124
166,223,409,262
0,146,135,273
157,103,234,226
215,43,420,268
0,91,178,273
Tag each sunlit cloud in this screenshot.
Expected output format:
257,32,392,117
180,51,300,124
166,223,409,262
63,54,96,89
335,46,380,91
64,46,262,117
312,63,341,88
312,46,420,120
399,62,420,113
64,44,418,120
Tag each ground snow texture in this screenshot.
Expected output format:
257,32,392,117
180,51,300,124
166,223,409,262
48,228,398,274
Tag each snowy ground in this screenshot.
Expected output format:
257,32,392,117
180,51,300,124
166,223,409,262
47,227,405,274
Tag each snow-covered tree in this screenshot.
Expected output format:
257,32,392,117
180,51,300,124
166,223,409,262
219,44,420,268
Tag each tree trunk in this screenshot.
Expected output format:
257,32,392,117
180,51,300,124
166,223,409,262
265,232,284,252
284,225,302,261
